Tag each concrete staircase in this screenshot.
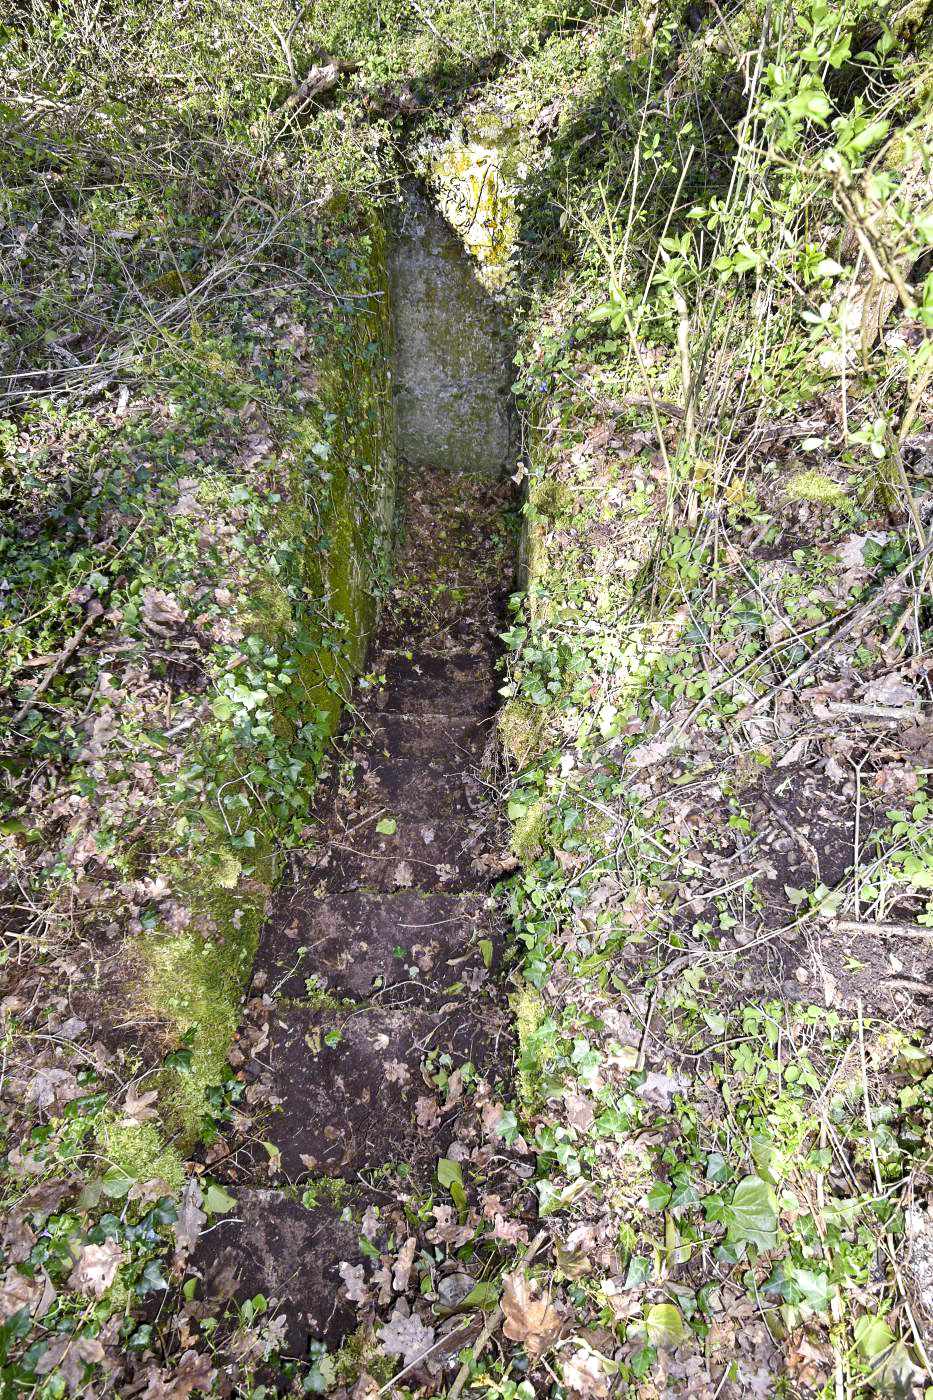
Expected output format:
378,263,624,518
192,470,513,1355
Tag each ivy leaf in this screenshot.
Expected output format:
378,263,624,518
644,1303,685,1347
100,1167,135,1199
705,1152,731,1183
437,1158,464,1192
855,1314,895,1361
203,1182,236,1215
461,1280,500,1309
791,1265,834,1313
723,1175,779,1252
135,1258,168,1297
493,1109,519,1143
622,1254,652,1289
645,1180,671,1211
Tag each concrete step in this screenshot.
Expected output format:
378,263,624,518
240,1002,503,1179
339,713,487,816
364,649,501,716
355,712,489,767
189,1189,364,1353
258,888,499,1001
310,814,488,894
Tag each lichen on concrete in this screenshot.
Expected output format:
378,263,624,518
389,190,514,474
426,121,521,292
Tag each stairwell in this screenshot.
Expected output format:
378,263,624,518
192,374,516,1368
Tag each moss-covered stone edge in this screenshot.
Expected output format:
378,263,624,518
132,219,397,1162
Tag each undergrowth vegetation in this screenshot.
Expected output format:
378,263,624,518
490,0,933,1395
1,0,932,1395
1,3,400,1391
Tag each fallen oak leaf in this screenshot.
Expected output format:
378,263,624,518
392,1236,417,1292
377,1302,435,1368
145,1350,216,1400
415,1095,439,1128
68,1240,122,1297
501,1271,561,1360
141,587,186,638
17,1179,70,1221
425,1204,474,1246
863,673,919,707
26,1067,81,1110
635,1069,689,1110
372,1263,393,1305
2,1212,35,1263
128,1176,173,1207
339,1261,371,1304
492,1212,529,1245
35,1335,105,1395
385,1058,411,1085
562,1346,610,1400
0,1266,41,1320
392,860,414,888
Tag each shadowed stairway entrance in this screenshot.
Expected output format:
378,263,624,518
191,195,518,1365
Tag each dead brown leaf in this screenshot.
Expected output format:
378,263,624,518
492,1213,529,1245
501,1272,561,1360
339,1261,371,1304
378,1301,435,1367
392,1236,417,1292
68,1240,122,1297
562,1347,610,1399
122,1083,160,1125
0,1267,41,1320
35,1335,105,1394
173,1177,206,1267
426,1204,474,1247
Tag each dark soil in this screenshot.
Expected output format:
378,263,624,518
666,749,933,1024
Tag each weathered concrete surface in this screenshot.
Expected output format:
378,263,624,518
369,650,500,713
258,888,496,1001
190,1191,363,1351
315,813,488,894
389,193,513,474
242,1003,501,1179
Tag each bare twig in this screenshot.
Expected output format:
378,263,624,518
605,394,688,420
834,920,933,941
740,536,933,717
409,0,477,62
447,1230,550,1400
880,977,932,995
825,700,924,720
276,62,341,118
10,613,98,726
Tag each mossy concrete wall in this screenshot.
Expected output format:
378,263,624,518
142,219,396,1151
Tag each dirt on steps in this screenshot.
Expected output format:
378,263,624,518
188,468,519,1363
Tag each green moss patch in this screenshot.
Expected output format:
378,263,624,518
785,469,852,511
98,1121,185,1195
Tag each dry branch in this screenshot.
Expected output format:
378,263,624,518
10,613,99,726
740,535,933,717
